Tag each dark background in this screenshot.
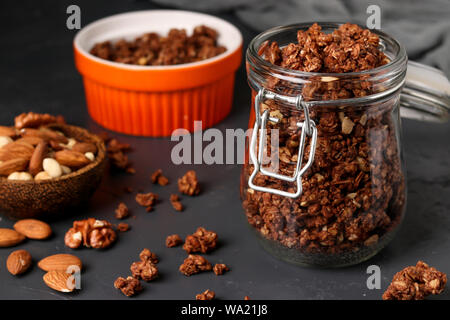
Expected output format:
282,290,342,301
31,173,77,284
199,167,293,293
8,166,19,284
0,0,449,300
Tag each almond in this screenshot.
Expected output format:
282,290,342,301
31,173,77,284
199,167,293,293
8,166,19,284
0,158,29,176
38,254,82,272
72,142,97,154
0,141,34,161
14,219,52,240
0,228,26,247
15,136,45,146
0,126,17,137
0,136,13,148
29,141,48,176
6,249,32,275
20,128,68,144
43,270,75,292
54,150,90,168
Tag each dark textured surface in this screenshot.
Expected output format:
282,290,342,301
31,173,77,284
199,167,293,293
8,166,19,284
0,0,449,300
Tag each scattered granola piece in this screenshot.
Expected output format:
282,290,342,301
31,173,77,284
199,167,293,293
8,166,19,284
126,167,136,174
117,223,130,232
196,289,215,300
114,276,142,297
139,248,159,264
106,138,134,174
178,170,200,196
382,261,447,300
107,139,131,153
166,234,183,248
64,218,116,249
179,254,212,276
213,263,229,276
124,186,133,193
109,151,133,172
130,249,159,282
97,131,110,143
135,192,158,211
115,202,129,219
131,261,158,281
151,169,169,186
183,227,218,254
170,194,183,211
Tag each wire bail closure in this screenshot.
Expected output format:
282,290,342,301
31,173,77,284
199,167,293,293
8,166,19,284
248,88,317,199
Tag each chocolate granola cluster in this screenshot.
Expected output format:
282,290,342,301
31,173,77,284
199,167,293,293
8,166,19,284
383,261,447,300
243,23,405,260
179,254,212,276
130,249,159,282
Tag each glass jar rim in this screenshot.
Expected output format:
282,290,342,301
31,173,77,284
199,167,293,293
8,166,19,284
247,21,407,79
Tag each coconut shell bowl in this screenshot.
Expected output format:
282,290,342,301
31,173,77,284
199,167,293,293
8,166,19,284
0,124,107,220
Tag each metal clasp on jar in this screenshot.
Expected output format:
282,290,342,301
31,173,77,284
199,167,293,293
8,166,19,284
248,88,317,198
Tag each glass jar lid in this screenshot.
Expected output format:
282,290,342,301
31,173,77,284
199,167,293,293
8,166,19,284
402,61,450,122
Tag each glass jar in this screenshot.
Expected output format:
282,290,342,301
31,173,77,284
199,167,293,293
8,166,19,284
241,22,408,267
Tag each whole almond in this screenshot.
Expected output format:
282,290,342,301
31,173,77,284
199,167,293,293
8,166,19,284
43,270,75,292
15,136,45,146
38,254,82,272
0,228,26,247
7,249,32,275
54,150,90,168
14,219,52,240
0,136,13,148
41,128,68,144
0,158,29,176
0,141,34,161
72,142,97,155
29,141,48,176
20,128,68,144
0,126,17,137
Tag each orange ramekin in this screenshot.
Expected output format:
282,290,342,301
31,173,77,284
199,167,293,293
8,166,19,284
74,10,242,136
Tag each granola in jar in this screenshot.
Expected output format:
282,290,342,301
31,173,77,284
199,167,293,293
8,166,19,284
242,23,407,266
